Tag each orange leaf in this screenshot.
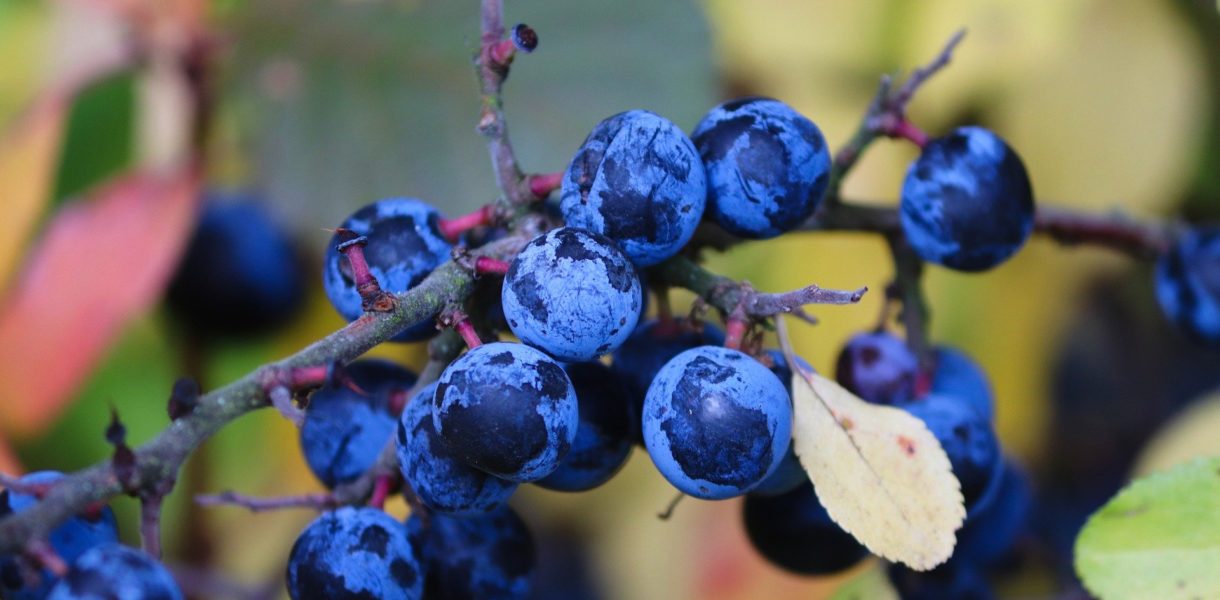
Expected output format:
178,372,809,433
0,433,21,476
0,99,68,293
0,169,199,435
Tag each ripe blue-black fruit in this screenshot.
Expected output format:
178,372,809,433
407,505,535,600
502,227,643,362
1,472,119,600
323,198,452,341
397,382,518,515
560,110,706,267
743,480,868,575
835,331,919,406
611,319,725,440
900,126,1034,271
45,544,182,600
287,507,423,600
902,393,1002,512
750,350,813,497
1155,227,1220,345
691,97,831,239
536,362,634,492
166,194,305,337
889,561,994,600
433,342,578,482
300,360,416,488
956,457,1032,566
642,345,792,499
932,346,995,422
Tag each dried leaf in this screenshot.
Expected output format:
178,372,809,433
0,169,199,434
0,99,67,292
790,368,965,570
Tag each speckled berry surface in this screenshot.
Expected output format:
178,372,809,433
286,507,422,600
692,97,831,239
502,228,643,362
743,480,867,575
1,472,119,600
560,110,706,266
931,346,994,422
323,198,452,341
642,345,792,499
407,505,535,600
835,331,919,406
1155,227,1220,345
397,382,518,515
902,393,1002,512
45,544,181,600
300,360,416,488
900,126,1034,271
432,343,578,482
536,362,634,492
611,319,724,440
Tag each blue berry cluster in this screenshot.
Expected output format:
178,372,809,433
1155,227,1220,345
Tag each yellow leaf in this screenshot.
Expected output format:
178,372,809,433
789,361,965,570
1133,391,1220,478
0,99,66,292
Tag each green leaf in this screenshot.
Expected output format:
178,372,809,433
51,71,136,204
1075,457,1220,600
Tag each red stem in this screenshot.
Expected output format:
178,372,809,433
489,39,516,65
387,389,410,416
475,257,511,276
724,318,747,351
890,120,929,148
368,475,394,510
438,205,495,242
455,319,483,349
527,172,564,199
342,244,376,289
289,365,330,389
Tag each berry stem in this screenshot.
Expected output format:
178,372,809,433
387,388,410,416
527,172,564,198
724,311,748,351
195,490,338,513
889,119,929,148
474,256,511,276
267,386,305,428
488,39,516,65
438,205,496,242
455,318,483,349
368,475,394,510
140,493,164,558
25,539,67,577
336,231,396,313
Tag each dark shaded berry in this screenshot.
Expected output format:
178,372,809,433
692,97,831,239
323,198,452,341
835,331,919,406
560,110,706,266
166,193,305,337
407,505,535,600
1155,227,1220,345
902,394,1002,513
750,350,813,497
743,480,868,575
502,227,643,362
432,343,578,482
956,457,1032,566
536,362,634,492
900,126,1034,271
299,360,416,488
46,544,182,600
396,382,518,515
286,507,422,600
932,346,995,422
888,561,994,600
642,346,791,499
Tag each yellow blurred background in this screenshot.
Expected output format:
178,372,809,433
0,0,1217,598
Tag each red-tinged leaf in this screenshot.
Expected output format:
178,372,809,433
0,170,199,435
0,99,68,293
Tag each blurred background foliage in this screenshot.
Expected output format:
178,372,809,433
0,0,1217,598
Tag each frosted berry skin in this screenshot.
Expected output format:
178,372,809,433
432,342,579,482
323,198,452,341
931,346,995,422
397,382,518,515
750,351,813,497
1155,227,1220,345
642,346,792,500
560,110,706,267
835,331,919,406
167,195,305,337
286,507,423,600
502,228,644,362
1,472,119,600
45,544,182,600
300,360,416,488
956,458,1032,566
407,505,535,600
611,319,725,440
902,394,1002,512
743,481,867,575
536,362,635,492
692,97,831,239
900,126,1034,271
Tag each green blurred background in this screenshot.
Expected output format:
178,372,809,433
1,0,1218,598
